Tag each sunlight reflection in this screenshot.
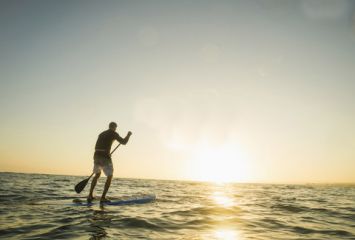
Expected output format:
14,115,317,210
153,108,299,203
212,191,234,207
214,229,240,240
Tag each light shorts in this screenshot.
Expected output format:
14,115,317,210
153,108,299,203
93,154,114,177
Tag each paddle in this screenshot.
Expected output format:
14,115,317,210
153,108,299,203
74,143,121,193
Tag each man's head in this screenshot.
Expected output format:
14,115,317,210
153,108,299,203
109,122,117,131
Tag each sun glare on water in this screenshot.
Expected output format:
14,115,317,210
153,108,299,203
211,191,234,207
214,229,240,240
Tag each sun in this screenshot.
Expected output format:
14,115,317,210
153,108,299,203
187,140,251,183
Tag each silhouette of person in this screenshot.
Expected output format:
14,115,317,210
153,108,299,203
87,122,132,203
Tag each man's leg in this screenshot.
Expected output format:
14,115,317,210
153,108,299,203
101,175,112,202
100,160,113,202
88,172,101,202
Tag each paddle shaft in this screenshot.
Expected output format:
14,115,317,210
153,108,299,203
110,143,121,156
87,172,94,179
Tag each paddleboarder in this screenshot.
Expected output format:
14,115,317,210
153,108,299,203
87,122,132,203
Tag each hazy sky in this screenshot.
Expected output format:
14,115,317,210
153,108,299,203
1,0,354,183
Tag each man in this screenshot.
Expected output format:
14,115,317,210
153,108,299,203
87,122,132,203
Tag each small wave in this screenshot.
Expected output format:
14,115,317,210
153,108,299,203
118,217,162,230
271,203,306,213
271,203,343,216
292,226,352,236
339,207,355,213
165,205,240,217
0,223,54,237
0,194,28,202
28,224,81,239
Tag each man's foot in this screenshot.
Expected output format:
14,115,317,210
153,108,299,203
87,195,94,203
100,197,111,204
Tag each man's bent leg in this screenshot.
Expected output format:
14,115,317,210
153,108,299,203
88,172,101,202
101,175,112,202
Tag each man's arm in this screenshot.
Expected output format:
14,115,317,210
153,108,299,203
115,131,132,145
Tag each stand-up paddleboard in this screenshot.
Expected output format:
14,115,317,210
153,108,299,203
72,194,156,206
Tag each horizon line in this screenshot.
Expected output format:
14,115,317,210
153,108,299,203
1,171,355,185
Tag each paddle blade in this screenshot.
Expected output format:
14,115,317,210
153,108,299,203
74,177,90,193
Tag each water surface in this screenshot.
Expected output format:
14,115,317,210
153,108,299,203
0,172,354,239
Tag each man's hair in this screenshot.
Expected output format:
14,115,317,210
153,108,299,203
109,122,117,129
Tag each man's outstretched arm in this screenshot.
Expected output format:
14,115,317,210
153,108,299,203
115,131,132,145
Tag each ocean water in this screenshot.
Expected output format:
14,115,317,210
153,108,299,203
0,172,354,240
